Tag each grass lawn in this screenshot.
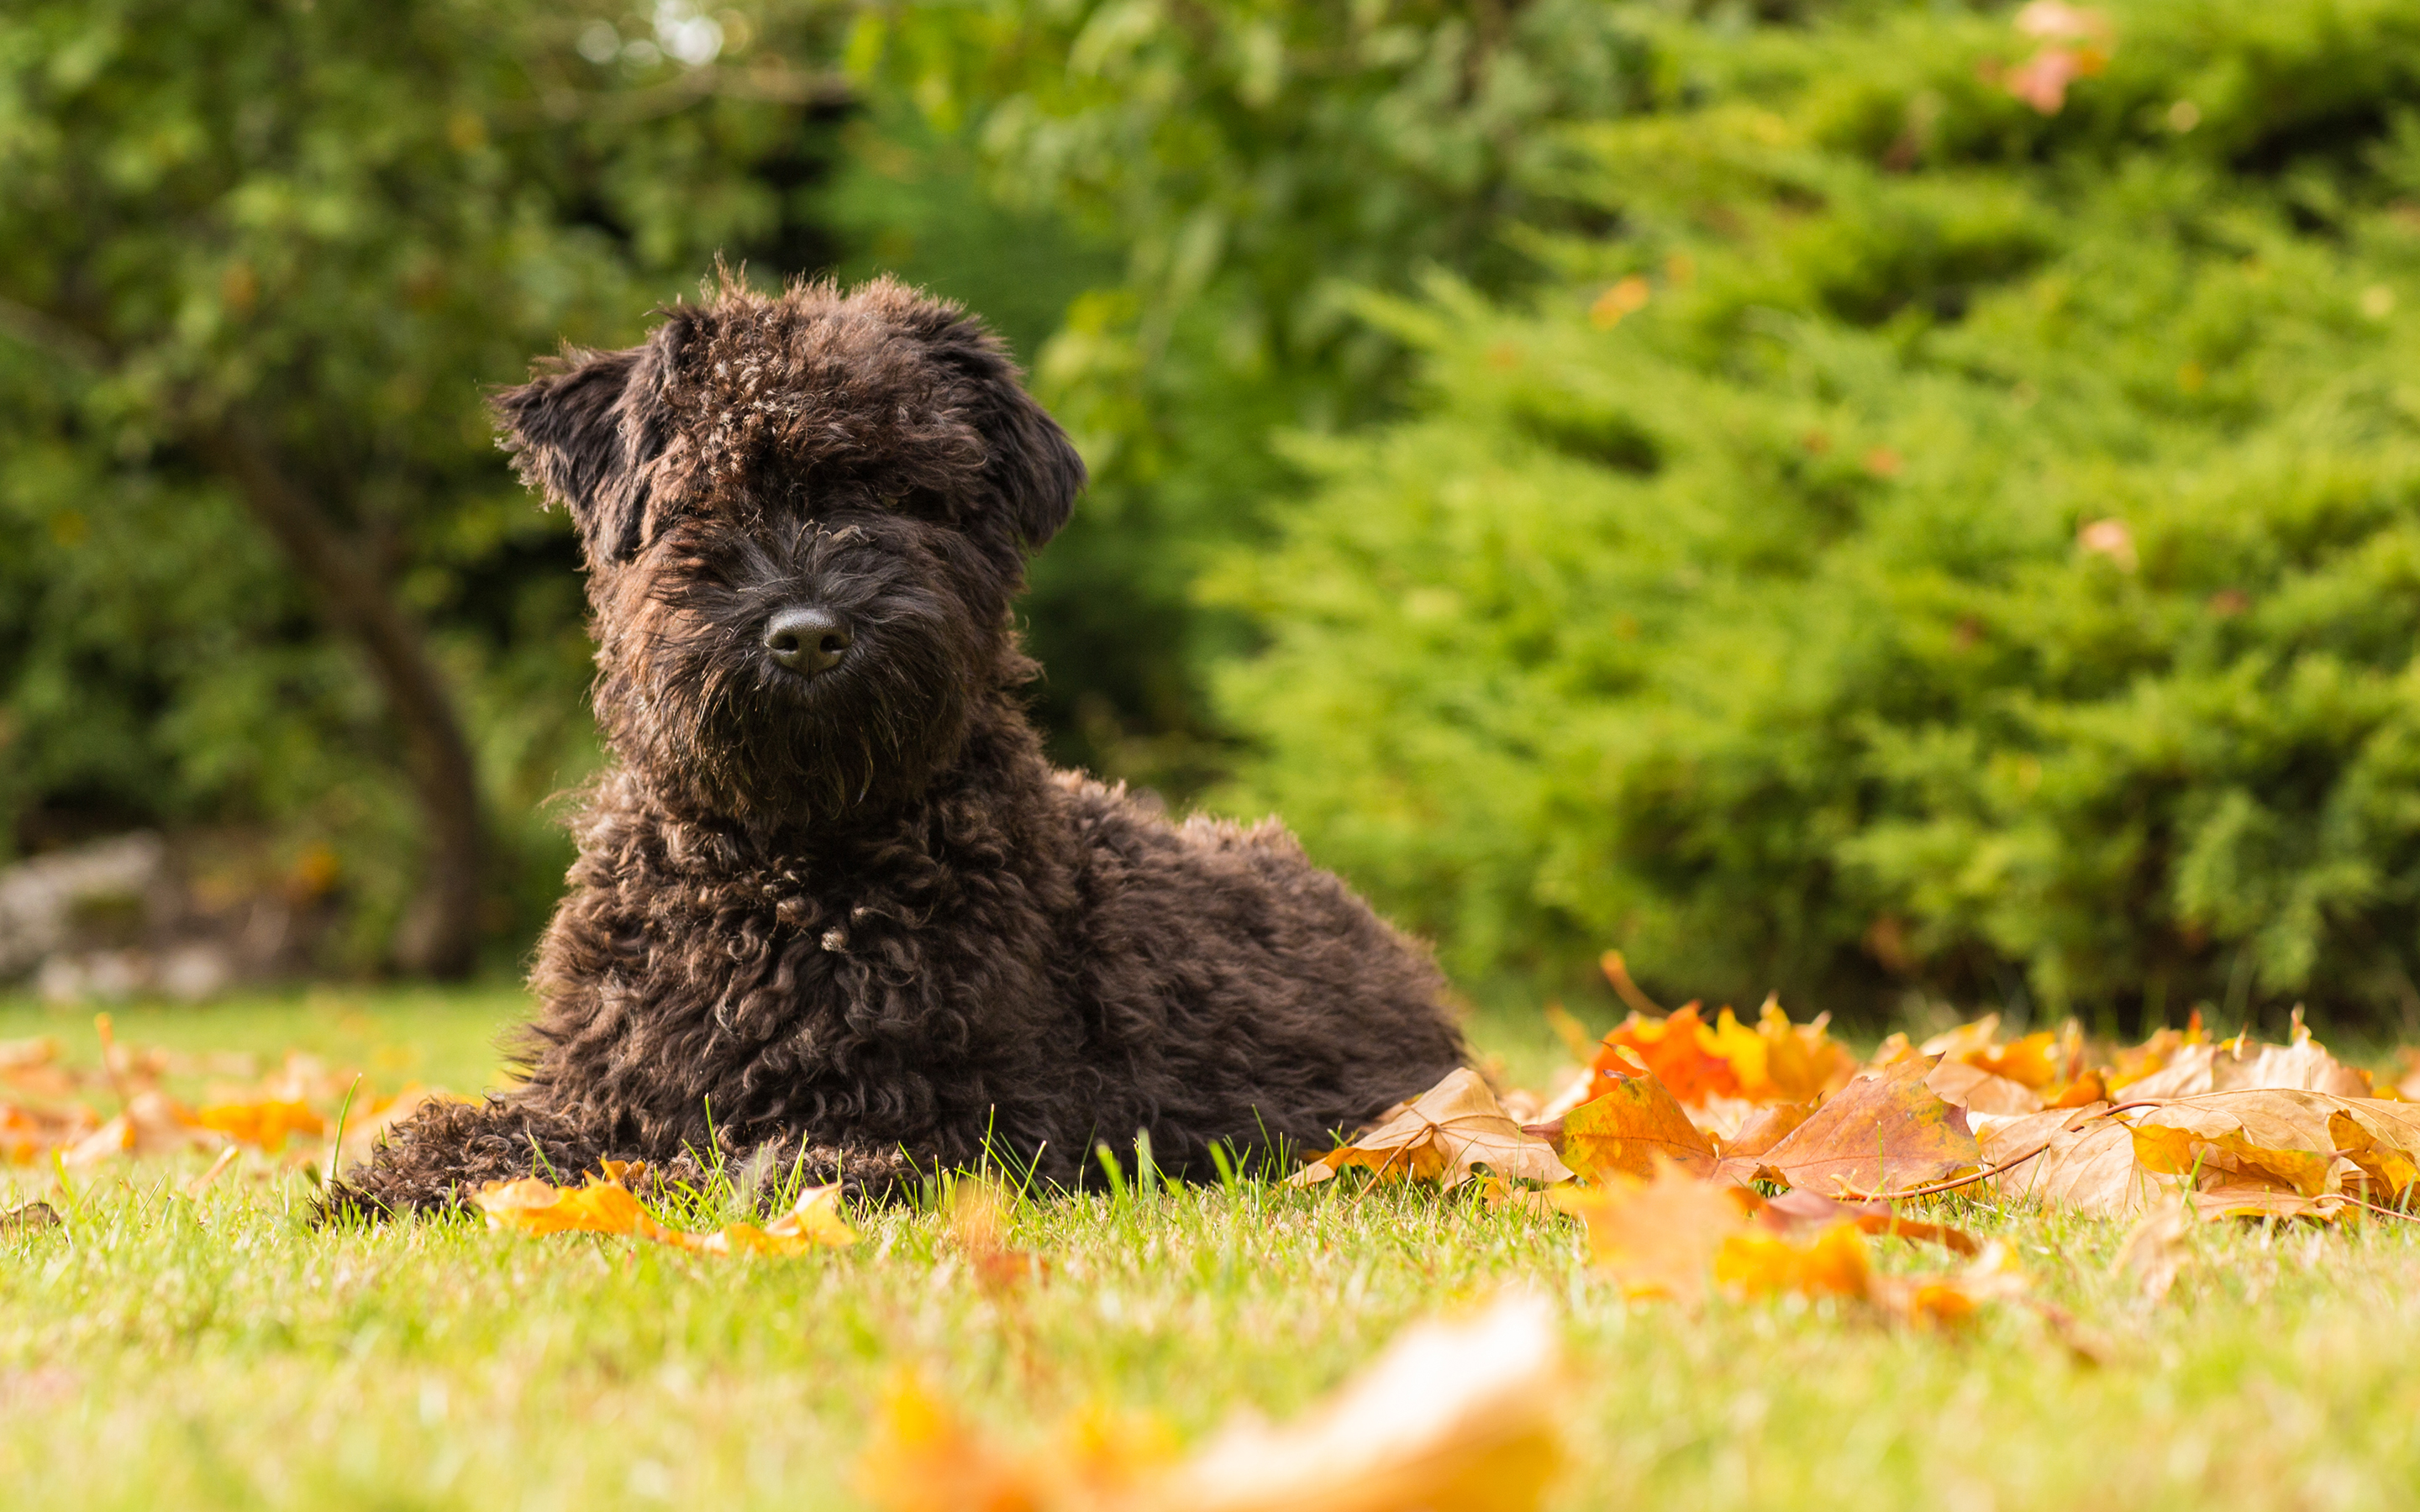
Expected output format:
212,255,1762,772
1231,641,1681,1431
3,986,2417,1510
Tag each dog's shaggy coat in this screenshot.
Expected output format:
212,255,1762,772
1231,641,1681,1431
339,278,1465,1213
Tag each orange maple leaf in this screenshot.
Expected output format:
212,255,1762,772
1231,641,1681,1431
1551,1159,1750,1305
1760,1058,1981,1197
1591,1006,1739,1107
196,1098,325,1152
473,1173,855,1255
1559,1073,1715,1183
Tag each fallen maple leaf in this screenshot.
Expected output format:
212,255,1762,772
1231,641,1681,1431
474,1173,855,1255
2118,1014,2368,1100
856,1371,1059,1512
1288,1069,1571,1191
1,1200,60,1237
1551,1159,1752,1305
1983,1105,2155,1218
1716,1221,1871,1302
1709,1100,1814,1187
858,1295,1566,1512
1591,1005,1739,1107
1924,1058,2044,1118
196,1097,325,1152
476,1173,656,1236
1152,1293,1565,1512
686,1184,858,1255
1559,1072,1715,1183
2128,1093,2339,1199
1760,1058,1980,1197
1757,1188,1981,1257
2113,1197,2193,1303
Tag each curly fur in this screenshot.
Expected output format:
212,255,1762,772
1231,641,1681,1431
333,276,1465,1217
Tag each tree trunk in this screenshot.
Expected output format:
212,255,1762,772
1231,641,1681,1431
198,421,487,979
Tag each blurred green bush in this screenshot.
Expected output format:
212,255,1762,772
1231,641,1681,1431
1218,0,2420,1026
0,0,857,971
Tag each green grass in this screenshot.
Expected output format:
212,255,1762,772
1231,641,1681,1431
4,987,2419,1510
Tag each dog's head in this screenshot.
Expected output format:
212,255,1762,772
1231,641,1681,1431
494,276,1085,824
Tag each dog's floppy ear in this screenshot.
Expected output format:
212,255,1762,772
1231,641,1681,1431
934,329,1086,550
492,324,684,566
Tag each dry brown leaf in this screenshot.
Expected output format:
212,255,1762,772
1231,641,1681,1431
2117,1015,2368,1101
1761,1058,1980,1196
1288,1069,1571,1191
1709,1100,1813,1187
1918,1016,2002,1063
1924,1058,2044,1117
2128,1093,2340,1198
1984,1105,2155,1219
2113,1197,2193,1303
1559,1074,1715,1183
0,1201,60,1237
2189,1182,2347,1224
1551,1160,1752,1305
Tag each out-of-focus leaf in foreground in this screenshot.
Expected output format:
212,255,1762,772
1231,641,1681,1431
1551,1159,1749,1305
858,1293,1566,1512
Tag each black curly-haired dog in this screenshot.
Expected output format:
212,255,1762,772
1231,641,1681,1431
337,276,1465,1215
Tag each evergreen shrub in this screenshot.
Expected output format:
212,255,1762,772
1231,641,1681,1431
1217,0,2420,1027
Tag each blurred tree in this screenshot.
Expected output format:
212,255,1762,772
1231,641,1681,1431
1219,0,2420,1027
0,0,855,974
845,0,1650,792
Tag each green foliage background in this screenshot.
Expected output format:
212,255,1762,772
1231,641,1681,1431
8,0,2420,1026
1218,1,2420,1026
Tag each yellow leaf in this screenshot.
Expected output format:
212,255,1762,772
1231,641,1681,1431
196,1097,325,1152
474,1174,655,1237
1150,1294,1565,1512
1714,1221,1871,1301
857,1373,1055,1512
690,1184,858,1255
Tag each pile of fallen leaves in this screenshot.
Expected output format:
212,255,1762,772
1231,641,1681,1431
0,1013,449,1186
1292,952,2420,1341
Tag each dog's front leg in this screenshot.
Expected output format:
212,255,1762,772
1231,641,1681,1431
322,1095,628,1221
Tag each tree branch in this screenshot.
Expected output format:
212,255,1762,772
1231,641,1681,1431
192,419,488,978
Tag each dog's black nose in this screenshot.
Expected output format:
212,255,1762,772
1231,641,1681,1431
763,606,853,676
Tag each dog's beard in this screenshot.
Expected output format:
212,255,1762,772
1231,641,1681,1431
608,594,978,826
